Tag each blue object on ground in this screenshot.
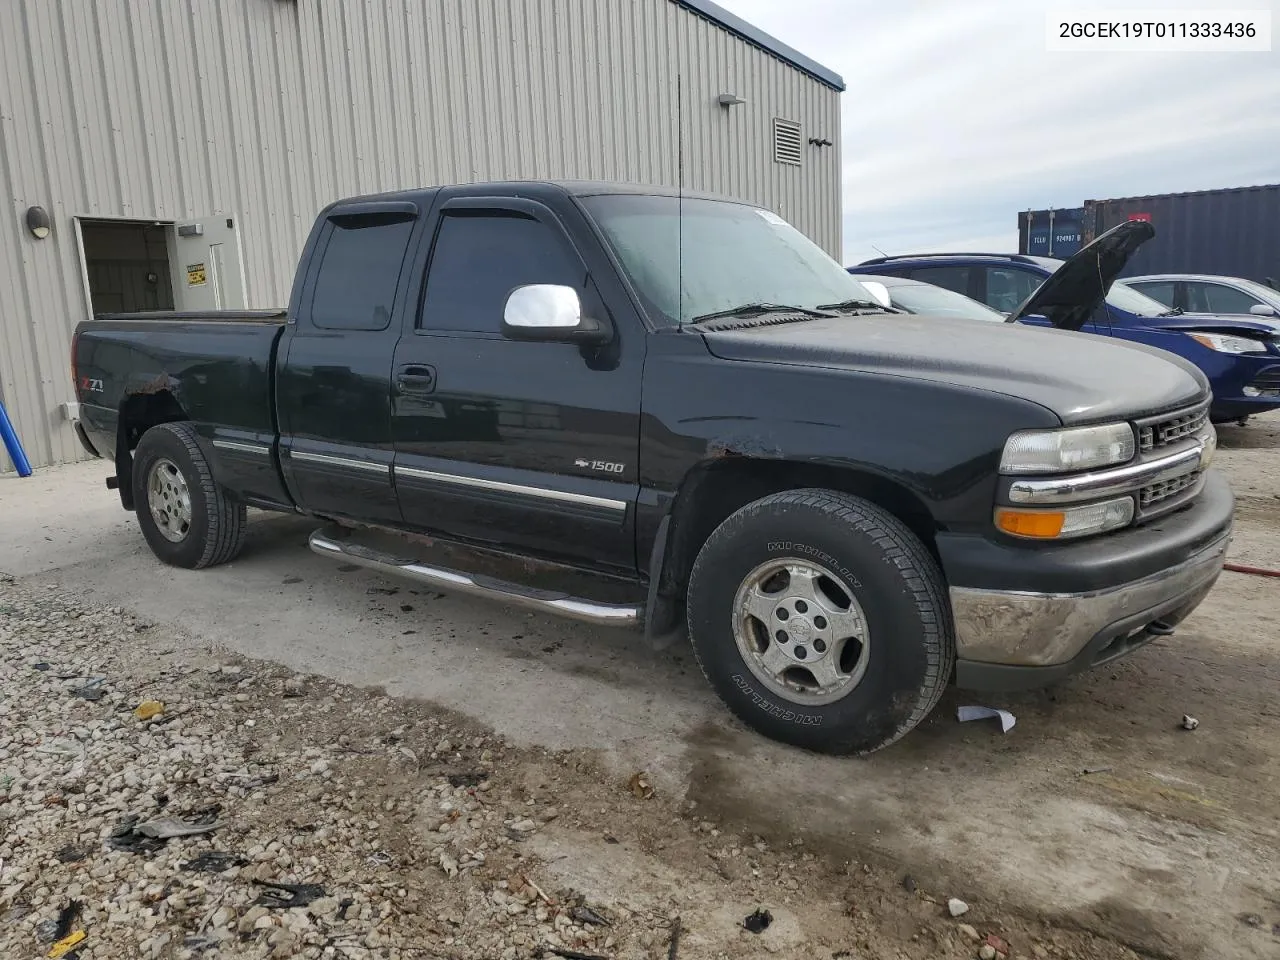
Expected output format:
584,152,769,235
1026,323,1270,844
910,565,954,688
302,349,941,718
0,399,34,477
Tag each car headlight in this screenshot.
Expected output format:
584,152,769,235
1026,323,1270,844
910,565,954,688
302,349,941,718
1000,423,1136,475
1187,332,1269,354
995,497,1135,540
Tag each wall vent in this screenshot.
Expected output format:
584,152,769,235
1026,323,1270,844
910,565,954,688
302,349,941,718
772,118,801,166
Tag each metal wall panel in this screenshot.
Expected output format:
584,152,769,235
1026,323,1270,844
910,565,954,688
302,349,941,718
1,0,842,470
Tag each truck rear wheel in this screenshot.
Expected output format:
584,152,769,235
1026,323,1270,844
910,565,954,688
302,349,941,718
686,489,953,754
132,422,247,569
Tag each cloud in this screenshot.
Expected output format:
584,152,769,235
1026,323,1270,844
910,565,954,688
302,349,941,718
716,0,1280,264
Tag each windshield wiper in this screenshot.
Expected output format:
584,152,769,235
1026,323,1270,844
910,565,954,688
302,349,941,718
816,298,901,314
690,302,836,324
1159,308,1185,317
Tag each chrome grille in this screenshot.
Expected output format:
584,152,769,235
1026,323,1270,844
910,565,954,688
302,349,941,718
1139,471,1201,509
1138,406,1209,453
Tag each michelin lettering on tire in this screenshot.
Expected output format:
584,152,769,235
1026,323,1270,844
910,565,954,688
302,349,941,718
766,540,862,588
731,675,824,726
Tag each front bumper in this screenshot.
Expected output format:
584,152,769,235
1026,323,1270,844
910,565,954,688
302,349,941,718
944,470,1233,691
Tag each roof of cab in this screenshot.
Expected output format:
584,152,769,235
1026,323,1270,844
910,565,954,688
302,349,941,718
327,180,752,211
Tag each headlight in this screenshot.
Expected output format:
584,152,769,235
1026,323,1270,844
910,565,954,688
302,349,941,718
1187,332,1268,354
1000,423,1136,475
995,497,1135,540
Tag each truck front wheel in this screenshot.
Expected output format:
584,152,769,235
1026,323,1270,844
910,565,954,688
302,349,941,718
686,489,953,754
132,422,247,569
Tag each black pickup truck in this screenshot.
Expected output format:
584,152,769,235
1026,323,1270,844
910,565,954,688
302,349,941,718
73,181,1232,754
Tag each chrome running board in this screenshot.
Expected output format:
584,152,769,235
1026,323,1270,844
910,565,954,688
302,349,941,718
308,526,642,628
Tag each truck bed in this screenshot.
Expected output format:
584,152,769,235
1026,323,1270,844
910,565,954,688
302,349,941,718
73,311,291,488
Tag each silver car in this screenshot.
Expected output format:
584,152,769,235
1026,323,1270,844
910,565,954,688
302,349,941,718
1120,274,1280,319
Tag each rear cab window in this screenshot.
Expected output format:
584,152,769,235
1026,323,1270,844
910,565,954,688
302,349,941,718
309,213,416,330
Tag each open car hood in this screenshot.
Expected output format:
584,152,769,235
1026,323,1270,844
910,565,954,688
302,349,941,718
1007,219,1155,330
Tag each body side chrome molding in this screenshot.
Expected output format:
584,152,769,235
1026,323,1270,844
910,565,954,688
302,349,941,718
211,439,271,456
394,464,628,513
290,449,389,475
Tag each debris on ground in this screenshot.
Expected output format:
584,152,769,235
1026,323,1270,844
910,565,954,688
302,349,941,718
979,945,998,960
901,873,917,893
957,705,1016,733
628,771,655,799
252,880,326,909
1181,714,1200,730
957,922,980,941
183,851,248,873
133,699,164,720
46,929,86,959
0,575,1214,960
985,931,1010,955
667,915,682,959
948,897,971,917
135,814,224,839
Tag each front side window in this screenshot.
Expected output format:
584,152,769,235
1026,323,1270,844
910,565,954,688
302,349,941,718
1186,281,1263,315
908,266,973,298
311,216,415,330
421,213,582,334
1127,280,1176,308
986,268,1043,313
580,195,875,326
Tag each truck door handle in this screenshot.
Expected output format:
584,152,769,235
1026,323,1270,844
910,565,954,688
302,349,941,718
396,365,436,394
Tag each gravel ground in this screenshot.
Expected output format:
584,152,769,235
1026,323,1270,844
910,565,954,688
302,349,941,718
0,574,1160,960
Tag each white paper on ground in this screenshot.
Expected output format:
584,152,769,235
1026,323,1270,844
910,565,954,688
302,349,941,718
957,705,1016,733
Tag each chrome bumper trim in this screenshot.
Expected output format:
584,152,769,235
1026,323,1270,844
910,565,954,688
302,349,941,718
950,533,1230,667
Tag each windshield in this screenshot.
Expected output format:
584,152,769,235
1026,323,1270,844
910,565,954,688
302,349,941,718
1234,278,1280,304
581,194,876,326
882,282,1004,322
1042,258,1170,317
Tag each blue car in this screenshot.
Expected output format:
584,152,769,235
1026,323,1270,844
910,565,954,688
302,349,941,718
849,223,1280,423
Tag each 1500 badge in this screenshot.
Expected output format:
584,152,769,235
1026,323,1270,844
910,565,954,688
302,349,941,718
574,459,625,474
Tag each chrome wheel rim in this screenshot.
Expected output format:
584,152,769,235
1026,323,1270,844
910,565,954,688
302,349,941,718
732,557,871,706
147,458,192,542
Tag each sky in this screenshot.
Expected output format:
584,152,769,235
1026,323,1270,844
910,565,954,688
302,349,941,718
716,0,1280,264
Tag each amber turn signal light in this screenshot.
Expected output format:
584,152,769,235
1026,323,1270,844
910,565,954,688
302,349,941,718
995,508,1066,539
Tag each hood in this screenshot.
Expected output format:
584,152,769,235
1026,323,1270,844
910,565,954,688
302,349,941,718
1140,313,1280,338
699,313,1208,425
1008,220,1155,330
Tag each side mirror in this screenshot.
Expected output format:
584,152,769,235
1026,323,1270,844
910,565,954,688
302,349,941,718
502,284,607,344
1249,304,1277,317
860,281,892,310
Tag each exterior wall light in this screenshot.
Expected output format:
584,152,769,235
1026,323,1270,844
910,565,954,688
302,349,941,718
717,93,746,107
26,206,51,239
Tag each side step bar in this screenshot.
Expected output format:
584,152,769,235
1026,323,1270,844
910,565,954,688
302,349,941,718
308,527,642,628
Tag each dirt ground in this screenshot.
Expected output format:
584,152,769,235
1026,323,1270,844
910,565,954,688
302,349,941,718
1,411,1277,960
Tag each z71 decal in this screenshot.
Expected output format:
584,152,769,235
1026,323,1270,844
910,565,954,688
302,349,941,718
80,377,104,393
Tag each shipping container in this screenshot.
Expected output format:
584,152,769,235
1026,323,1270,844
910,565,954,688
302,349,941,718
1083,184,1280,284
1017,184,1280,284
1017,207,1085,258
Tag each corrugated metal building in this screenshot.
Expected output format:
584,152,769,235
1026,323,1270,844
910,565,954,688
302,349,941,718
1,0,844,472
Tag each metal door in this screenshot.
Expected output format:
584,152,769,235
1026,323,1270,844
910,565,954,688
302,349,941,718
169,217,248,310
